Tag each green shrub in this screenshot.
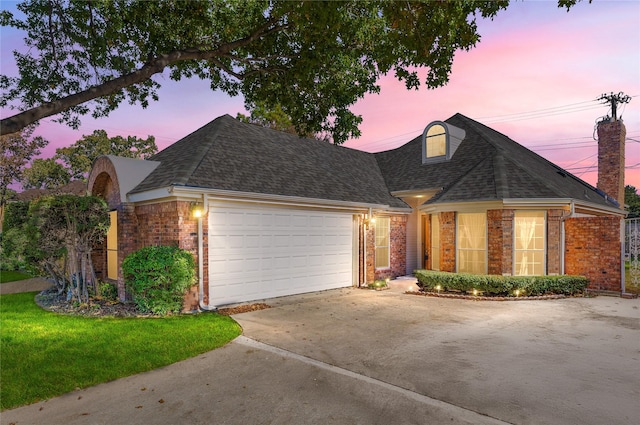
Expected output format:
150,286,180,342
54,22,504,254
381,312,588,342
98,281,118,301
1,201,30,233
122,245,196,315
414,270,588,296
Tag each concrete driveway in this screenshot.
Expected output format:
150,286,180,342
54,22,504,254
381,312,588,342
3,286,639,425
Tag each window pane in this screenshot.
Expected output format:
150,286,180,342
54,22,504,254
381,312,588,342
431,214,440,271
426,124,447,158
457,213,487,274
107,211,118,280
375,216,390,269
514,211,545,276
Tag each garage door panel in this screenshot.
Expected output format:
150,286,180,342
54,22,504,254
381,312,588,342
208,203,353,306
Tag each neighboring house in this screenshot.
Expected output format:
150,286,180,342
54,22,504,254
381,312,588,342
13,180,88,202
88,113,627,309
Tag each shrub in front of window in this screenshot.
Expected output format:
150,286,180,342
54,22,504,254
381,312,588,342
414,270,588,296
122,245,196,315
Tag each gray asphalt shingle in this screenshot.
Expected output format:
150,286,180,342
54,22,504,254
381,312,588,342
130,113,618,210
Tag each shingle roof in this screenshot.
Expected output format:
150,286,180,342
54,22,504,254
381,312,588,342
16,180,87,201
130,115,407,208
375,113,619,209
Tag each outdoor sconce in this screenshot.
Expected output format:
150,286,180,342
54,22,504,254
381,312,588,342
191,202,205,219
363,208,376,229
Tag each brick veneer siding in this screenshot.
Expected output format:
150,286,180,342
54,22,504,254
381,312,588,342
439,212,456,272
487,209,513,275
597,120,626,205
134,201,203,310
88,157,122,208
364,215,407,283
546,209,566,275
564,216,622,292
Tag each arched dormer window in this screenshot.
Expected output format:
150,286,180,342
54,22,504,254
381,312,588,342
422,121,466,164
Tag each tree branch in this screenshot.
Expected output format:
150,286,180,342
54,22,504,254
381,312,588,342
0,15,287,135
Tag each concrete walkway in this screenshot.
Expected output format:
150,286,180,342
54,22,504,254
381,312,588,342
0,277,53,295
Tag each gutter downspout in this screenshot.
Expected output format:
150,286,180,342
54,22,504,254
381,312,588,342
197,194,216,312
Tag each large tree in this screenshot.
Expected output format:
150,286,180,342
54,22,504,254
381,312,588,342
55,129,157,179
0,129,47,208
22,157,71,189
0,1,581,143
625,185,640,218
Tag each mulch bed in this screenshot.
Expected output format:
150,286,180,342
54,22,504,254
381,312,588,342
34,288,271,317
217,303,271,316
35,288,157,317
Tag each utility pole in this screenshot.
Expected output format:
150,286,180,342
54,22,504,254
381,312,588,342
598,92,631,121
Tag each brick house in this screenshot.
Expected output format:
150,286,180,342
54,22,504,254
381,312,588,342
88,113,627,309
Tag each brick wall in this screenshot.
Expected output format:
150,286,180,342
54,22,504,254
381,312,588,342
364,215,407,283
597,120,626,205
88,157,122,208
439,212,456,272
547,209,565,275
487,209,514,275
134,201,203,310
564,216,622,292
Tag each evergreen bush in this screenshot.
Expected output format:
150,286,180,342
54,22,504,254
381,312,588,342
122,245,196,315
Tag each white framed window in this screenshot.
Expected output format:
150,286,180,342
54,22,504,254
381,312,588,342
457,212,487,274
421,121,465,164
375,216,390,269
431,214,440,271
426,124,447,159
514,211,546,276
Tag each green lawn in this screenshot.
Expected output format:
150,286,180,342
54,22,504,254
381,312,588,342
0,270,32,283
0,292,242,411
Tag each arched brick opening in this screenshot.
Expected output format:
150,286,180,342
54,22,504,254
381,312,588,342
88,157,124,297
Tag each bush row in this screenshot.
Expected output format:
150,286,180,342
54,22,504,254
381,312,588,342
414,270,588,296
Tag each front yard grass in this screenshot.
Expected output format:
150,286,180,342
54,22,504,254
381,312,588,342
0,270,32,283
0,292,242,411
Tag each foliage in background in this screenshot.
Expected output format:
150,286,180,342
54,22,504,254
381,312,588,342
54,129,157,180
0,129,47,207
414,270,588,296
237,102,317,138
1,1,582,142
0,201,32,272
0,291,241,411
26,195,109,302
122,245,196,315
625,185,640,218
21,158,71,189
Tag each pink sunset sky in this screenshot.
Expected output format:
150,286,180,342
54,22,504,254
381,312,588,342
2,1,639,190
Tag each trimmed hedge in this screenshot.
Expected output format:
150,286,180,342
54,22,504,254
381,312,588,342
414,270,588,297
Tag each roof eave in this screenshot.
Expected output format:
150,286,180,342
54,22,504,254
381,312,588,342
128,185,412,213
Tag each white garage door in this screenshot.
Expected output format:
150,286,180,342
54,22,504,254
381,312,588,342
208,202,355,307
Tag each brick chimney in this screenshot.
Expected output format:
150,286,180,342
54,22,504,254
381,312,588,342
597,119,625,206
